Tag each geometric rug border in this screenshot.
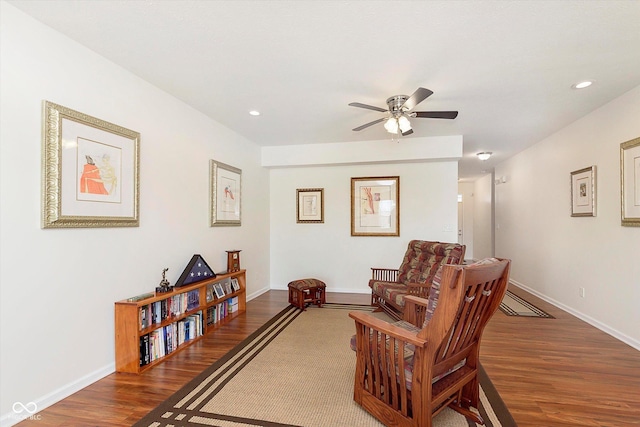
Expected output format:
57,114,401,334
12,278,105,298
499,290,554,318
133,303,517,427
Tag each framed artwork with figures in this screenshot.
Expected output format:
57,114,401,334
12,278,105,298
351,176,399,236
621,137,640,226
210,160,241,226
570,166,596,217
296,188,324,223
41,101,140,228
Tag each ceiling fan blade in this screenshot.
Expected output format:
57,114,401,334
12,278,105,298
401,129,414,137
352,117,386,131
348,102,388,113
401,87,434,111
413,111,459,119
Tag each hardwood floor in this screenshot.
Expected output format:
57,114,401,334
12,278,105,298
15,287,640,426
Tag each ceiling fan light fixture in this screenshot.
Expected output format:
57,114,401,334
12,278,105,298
384,117,399,134
477,152,492,161
397,115,412,133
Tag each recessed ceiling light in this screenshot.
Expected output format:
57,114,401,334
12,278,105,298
572,81,593,89
249,110,260,116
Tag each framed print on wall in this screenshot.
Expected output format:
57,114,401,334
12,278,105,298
351,176,399,236
42,100,140,228
210,160,241,226
296,188,324,223
621,136,640,227
570,166,596,217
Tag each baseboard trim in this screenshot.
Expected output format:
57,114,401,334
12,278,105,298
247,286,271,301
509,279,640,351
0,363,114,427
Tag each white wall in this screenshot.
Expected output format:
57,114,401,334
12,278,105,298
457,181,475,259
0,3,270,423
473,172,494,259
494,85,640,348
269,161,460,292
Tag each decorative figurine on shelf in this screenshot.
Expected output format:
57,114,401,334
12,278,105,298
156,268,173,293
226,250,241,273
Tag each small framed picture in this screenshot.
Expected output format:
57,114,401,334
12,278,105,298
570,166,596,217
230,277,240,292
620,137,640,226
213,283,226,299
296,188,324,223
210,160,241,226
222,280,232,294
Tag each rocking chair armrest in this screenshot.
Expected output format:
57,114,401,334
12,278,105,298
403,295,430,308
349,311,427,347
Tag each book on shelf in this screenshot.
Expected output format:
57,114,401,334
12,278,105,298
140,305,148,329
128,292,155,302
187,289,200,311
140,334,150,366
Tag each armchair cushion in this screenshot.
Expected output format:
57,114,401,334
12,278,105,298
397,240,466,285
368,281,407,311
422,265,444,326
369,241,465,321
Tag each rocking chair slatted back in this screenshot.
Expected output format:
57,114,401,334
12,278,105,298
432,263,507,366
351,258,511,427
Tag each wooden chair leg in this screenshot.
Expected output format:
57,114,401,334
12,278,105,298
448,402,484,425
449,389,484,425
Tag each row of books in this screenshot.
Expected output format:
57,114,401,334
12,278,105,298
206,296,239,326
139,311,204,366
139,289,200,329
205,278,241,303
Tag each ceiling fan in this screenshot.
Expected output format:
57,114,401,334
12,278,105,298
349,87,458,137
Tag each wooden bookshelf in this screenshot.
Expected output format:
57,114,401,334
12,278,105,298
115,269,246,374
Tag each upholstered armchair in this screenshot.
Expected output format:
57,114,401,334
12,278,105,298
350,258,511,427
369,240,465,322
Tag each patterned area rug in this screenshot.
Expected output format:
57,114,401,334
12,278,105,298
134,303,516,427
500,290,554,318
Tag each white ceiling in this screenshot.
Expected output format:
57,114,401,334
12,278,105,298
9,0,640,180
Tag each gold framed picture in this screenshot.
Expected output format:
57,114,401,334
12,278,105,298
210,160,241,226
42,101,140,228
351,176,399,236
296,188,324,223
621,137,640,226
570,166,596,217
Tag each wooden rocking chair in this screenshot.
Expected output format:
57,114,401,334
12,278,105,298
349,258,511,427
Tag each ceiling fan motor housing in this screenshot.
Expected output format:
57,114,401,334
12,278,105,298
386,95,409,116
